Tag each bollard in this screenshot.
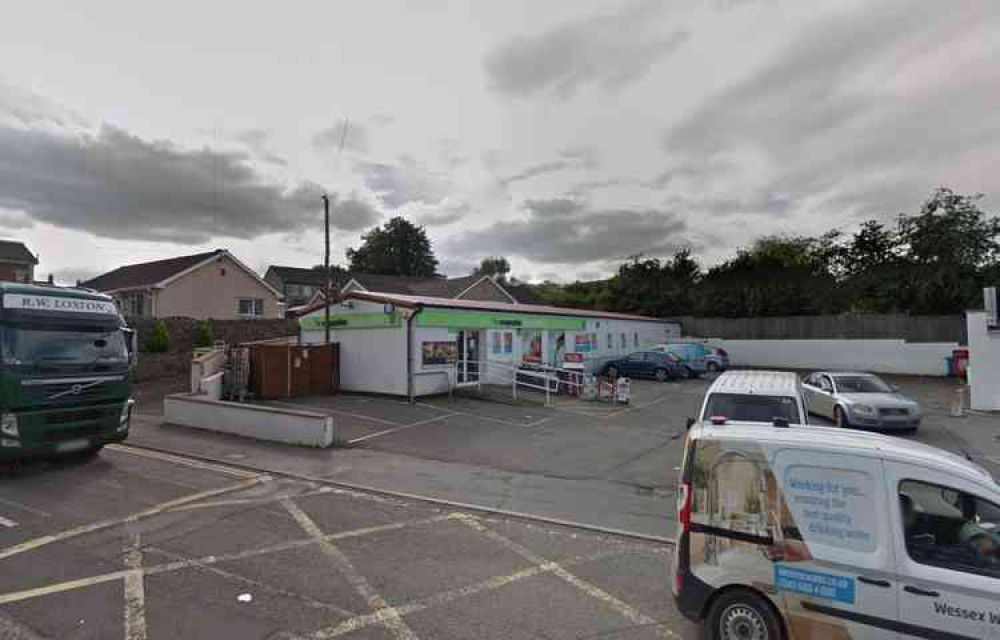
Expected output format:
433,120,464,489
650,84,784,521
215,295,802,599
951,386,968,417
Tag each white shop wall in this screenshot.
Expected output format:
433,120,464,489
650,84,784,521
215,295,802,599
565,319,677,373
967,311,1000,410
300,300,409,395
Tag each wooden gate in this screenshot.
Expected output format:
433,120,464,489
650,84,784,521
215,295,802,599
250,343,339,400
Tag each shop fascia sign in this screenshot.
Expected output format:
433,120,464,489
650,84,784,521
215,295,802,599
415,308,585,331
299,311,403,330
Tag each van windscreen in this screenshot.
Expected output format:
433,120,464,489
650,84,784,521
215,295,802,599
704,393,800,424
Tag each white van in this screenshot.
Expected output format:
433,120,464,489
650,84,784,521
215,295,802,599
697,370,808,426
672,421,1000,640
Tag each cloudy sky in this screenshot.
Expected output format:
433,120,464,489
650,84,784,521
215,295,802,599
0,0,997,284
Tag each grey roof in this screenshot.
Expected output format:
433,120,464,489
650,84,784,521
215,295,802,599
82,249,222,291
265,265,335,287
0,240,37,265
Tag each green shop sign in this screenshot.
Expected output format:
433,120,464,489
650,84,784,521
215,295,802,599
300,312,403,331
416,308,585,331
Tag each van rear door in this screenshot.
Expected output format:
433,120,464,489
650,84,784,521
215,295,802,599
884,461,1000,640
770,449,899,639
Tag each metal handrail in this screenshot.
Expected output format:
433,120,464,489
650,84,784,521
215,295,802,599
455,359,589,405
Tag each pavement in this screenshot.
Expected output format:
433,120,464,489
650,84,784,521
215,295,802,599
0,445,695,640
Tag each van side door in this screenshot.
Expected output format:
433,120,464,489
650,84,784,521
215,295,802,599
770,449,899,639
884,461,1000,640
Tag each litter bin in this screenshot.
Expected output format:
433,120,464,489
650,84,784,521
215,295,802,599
953,349,970,379
945,356,956,377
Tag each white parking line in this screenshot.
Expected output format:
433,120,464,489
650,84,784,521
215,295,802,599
281,498,420,640
267,401,404,427
455,514,680,640
347,413,455,444
0,497,50,518
108,444,261,478
0,516,17,528
0,476,268,560
123,531,147,640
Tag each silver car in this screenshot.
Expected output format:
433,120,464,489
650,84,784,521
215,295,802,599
802,371,921,431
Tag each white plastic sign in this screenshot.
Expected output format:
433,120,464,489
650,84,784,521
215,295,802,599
4,294,117,315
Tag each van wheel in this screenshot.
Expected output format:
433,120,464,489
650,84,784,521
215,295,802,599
834,406,849,428
654,368,668,382
606,366,619,378
707,589,782,640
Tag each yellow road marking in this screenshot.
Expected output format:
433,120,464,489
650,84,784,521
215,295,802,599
123,531,147,640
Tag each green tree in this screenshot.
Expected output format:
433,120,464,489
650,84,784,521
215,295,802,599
346,217,439,276
473,256,511,283
194,320,213,349
146,320,171,353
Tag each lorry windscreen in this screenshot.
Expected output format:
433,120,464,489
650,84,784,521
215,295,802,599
704,392,801,424
1,325,128,366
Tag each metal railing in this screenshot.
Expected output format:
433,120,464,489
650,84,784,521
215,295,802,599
454,359,588,405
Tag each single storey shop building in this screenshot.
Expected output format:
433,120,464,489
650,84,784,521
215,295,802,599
298,291,680,399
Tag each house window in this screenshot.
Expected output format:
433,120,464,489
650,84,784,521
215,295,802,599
238,298,264,318
607,333,612,351
634,332,639,347
117,291,150,318
620,333,626,350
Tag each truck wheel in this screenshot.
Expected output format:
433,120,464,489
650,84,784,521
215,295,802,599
707,589,782,640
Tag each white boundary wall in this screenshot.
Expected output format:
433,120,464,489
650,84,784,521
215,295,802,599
707,338,958,376
967,311,1000,410
164,393,336,447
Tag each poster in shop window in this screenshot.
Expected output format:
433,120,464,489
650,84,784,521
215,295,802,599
422,341,458,366
574,333,597,353
522,330,542,363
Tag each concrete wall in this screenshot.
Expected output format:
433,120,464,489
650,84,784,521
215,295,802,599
678,314,966,344
164,393,336,447
967,311,1000,410
707,338,958,376
156,254,281,319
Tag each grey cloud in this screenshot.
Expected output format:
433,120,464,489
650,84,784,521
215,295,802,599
416,202,472,227
313,120,369,154
446,198,688,264
500,160,571,187
370,114,394,127
358,156,450,208
234,128,287,166
49,266,100,285
485,0,689,99
0,80,86,129
663,1,999,221
0,209,35,230
0,123,378,244
558,147,600,170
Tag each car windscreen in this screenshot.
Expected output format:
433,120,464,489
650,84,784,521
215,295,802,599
834,375,892,393
1,324,128,366
703,393,801,423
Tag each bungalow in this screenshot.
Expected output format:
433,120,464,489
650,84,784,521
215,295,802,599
83,249,283,320
0,240,38,284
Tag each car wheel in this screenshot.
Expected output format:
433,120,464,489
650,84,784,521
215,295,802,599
683,365,694,379
654,368,668,382
706,589,783,640
606,365,619,378
706,361,719,373
834,406,849,428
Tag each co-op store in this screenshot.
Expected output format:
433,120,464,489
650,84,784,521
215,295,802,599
299,290,680,399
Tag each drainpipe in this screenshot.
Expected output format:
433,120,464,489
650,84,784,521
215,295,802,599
406,305,423,404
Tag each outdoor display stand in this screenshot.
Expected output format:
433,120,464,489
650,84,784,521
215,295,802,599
561,353,586,396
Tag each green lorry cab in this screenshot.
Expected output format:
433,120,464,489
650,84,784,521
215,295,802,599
0,282,135,461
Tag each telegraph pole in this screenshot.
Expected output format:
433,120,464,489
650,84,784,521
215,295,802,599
322,194,331,345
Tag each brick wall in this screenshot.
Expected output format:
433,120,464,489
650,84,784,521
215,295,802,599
130,317,299,354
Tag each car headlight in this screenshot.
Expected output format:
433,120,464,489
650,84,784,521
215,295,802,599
851,404,875,415
0,412,18,438
119,399,134,429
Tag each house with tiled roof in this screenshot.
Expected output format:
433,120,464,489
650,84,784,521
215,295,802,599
83,249,282,319
0,240,38,284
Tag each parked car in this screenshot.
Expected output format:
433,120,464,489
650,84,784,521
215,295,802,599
650,342,708,377
704,346,729,373
600,351,685,382
802,371,921,431
695,369,808,426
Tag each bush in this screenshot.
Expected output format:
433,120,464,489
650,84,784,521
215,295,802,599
194,320,213,348
146,320,171,353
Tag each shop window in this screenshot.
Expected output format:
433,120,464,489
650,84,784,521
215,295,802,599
503,332,513,354
490,332,503,356
620,333,626,350
634,332,639,347
607,333,612,351
238,298,264,318
899,479,1000,579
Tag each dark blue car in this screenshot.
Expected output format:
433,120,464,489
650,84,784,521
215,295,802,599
600,351,685,382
